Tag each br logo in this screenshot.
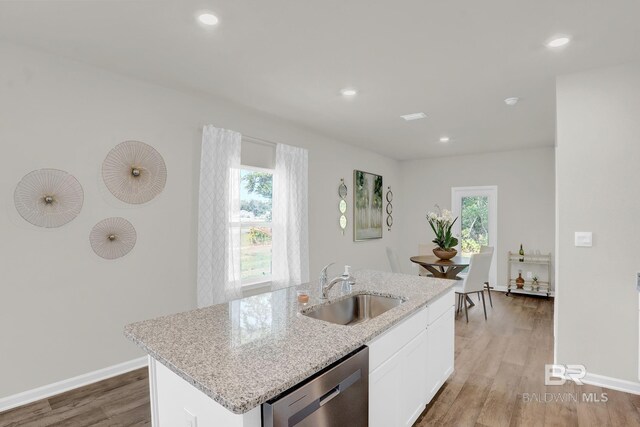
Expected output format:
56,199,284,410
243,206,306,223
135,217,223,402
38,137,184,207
545,364,586,386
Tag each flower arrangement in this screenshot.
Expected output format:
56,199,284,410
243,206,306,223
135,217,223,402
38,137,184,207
427,206,459,251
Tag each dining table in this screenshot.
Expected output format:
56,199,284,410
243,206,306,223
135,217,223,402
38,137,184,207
409,254,475,306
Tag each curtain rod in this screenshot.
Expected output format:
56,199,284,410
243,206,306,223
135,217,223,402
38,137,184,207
242,135,278,147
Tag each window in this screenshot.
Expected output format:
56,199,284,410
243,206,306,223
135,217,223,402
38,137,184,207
239,167,273,285
451,186,498,287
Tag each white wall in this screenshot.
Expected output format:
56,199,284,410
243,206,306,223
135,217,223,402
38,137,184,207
556,63,640,382
0,42,401,398
398,148,555,288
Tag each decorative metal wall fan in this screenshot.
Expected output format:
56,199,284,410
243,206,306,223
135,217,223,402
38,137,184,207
102,140,167,204
14,169,84,228
338,178,348,235
89,217,137,259
386,187,393,231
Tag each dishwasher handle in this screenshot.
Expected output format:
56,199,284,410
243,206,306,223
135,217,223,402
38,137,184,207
319,386,340,406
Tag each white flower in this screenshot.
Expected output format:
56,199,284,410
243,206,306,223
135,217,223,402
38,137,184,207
427,212,438,221
441,209,453,222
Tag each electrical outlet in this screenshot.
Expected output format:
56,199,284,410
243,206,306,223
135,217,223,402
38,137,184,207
526,271,533,280
184,409,197,427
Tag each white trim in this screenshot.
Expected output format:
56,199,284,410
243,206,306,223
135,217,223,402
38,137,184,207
553,146,559,365
0,357,148,413
239,163,274,173
148,356,159,427
581,372,640,395
241,135,277,148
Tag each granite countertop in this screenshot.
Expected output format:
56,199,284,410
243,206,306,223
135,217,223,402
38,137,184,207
124,270,454,414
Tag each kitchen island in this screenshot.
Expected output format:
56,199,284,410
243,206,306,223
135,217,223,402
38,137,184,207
125,270,455,426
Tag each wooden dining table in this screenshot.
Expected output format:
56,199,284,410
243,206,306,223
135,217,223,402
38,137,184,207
409,254,475,306
409,255,471,280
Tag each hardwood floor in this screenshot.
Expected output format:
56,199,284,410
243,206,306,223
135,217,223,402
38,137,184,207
415,292,640,427
2,292,639,426
0,369,150,427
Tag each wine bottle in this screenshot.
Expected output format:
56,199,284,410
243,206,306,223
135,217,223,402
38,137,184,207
519,244,524,262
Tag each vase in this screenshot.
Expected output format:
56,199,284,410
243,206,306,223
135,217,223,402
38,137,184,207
516,273,525,289
433,248,457,260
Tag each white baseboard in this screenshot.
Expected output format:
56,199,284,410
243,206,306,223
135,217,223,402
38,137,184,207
0,357,148,413
582,372,640,395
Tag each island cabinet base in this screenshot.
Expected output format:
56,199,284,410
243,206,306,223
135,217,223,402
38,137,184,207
147,288,455,427
367,289,455,427
148,357,261,427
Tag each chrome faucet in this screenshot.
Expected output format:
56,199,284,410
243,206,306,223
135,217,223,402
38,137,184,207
319,262,334,298
319,264,356,299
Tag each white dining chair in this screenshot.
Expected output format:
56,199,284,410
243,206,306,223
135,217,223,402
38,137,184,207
386,247,402,274
479,246,495,307
453,252,492,323
459,245,495,308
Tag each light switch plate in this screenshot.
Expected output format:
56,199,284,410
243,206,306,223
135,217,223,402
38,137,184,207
574,232,592,247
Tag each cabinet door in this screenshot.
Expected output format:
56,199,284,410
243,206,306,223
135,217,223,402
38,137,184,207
401,330,428,426
369,349,403,427
426,307,455,402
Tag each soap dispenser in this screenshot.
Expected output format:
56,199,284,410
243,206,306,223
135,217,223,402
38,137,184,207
341,265,356,293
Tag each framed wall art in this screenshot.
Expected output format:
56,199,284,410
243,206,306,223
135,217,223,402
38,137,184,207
353,170,383,241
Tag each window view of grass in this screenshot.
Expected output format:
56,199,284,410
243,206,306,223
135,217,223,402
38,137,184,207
240,169,273,283
460,196,489,257
240,227,272,282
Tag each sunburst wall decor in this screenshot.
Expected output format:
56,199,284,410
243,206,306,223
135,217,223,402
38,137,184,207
14,168,84,228
89,217,137,259
102,140,167,204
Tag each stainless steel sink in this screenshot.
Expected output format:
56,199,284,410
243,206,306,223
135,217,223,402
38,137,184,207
303,294,404,326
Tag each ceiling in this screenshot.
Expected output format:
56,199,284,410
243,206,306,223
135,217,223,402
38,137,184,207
1,1,639,160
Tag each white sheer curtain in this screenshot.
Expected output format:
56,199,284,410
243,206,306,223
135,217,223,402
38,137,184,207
197,126,243,307
272,143,310,289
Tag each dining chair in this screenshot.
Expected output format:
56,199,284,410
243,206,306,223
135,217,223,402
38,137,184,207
458,245,495,308
479,246,495,307
418,243,435,276
453,252,492,323
386,247,402,274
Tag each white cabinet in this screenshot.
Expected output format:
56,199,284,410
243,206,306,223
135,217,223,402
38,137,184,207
369,349,403,427
369,329,428,427
368,289,455,427
426,306,455,402
149,358,261,427
401,329,428,426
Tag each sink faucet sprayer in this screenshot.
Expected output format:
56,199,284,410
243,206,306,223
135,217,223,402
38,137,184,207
319,263,356,299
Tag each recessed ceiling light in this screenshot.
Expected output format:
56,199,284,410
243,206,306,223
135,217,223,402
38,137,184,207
400,112,427,121
547,36,570,48
504,97,520,106
198,13,219,26
340,88,357,97
439,136,450,143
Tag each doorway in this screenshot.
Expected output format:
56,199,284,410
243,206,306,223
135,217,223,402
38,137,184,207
451,186,498,287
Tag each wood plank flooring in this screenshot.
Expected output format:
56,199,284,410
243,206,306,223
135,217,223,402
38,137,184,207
2,292,639,426
415,292,640,427
0,368,150,427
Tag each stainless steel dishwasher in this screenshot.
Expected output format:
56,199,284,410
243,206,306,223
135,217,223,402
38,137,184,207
262,346,368,427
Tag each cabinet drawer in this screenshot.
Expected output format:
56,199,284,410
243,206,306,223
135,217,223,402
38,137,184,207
368,308,427,373
427,289,455,325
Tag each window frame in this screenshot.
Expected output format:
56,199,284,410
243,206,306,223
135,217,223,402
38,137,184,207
236,165,274,288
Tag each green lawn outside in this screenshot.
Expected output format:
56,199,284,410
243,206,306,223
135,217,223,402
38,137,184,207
241,228,272,282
